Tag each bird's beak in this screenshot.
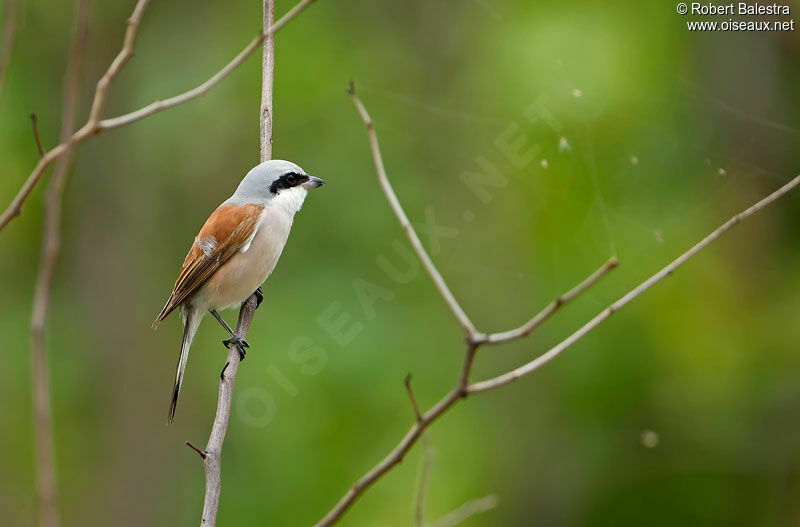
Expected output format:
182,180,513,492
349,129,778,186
303,176,325,189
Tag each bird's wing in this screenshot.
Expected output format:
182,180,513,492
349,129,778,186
153,203,264,326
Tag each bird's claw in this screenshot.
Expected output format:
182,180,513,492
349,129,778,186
222,336,249,349
253,286,264,309
223,336,249,360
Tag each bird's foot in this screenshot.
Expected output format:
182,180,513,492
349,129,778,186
253,286,264,309
223,336,249,360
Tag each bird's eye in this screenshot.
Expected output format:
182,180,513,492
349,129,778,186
286,174,297,185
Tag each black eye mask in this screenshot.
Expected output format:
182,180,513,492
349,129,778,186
270,172,309,194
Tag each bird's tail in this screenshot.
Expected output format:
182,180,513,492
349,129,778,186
167,308,202,425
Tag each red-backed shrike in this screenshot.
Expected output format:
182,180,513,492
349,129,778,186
154,160,325,423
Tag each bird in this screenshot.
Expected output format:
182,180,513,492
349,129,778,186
153,160,325,424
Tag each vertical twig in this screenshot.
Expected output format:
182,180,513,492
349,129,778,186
405,374,433,526
413,435,435,527
200,296,258,526
404,374,423,422
260,0,274,161
30,113,45,157
29,2,89,527
198,1,275,525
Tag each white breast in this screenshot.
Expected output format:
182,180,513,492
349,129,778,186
194,206,295,311
246,206,294,283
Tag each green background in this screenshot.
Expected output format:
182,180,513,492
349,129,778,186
1,0,800,525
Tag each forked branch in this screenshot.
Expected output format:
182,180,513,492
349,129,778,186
483,256,618,345
0,0,320,233
0,0,150,232
468,174,800,393
314,85,800,526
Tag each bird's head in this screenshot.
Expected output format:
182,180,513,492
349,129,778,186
229,159,325,213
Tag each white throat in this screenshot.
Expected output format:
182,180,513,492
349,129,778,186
269,186,308,217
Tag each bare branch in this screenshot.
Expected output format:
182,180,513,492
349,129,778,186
458,342,478,390
0,0,150,232
414,436,435,527
315,90,800,526
86,0,150,123
483,257,618,345
185,441,208,459
198,0,281,523
29,2,89,527
317,341,484,527
98,0,318,131
200,295,257,526
405,374,423,422
468,175,800,393
0,0,20,106
0,0,320,233
348,83,478,337
0,143,69,230
259,0,275,161
30,113,45,158
315,388,464,527
425,495,498,527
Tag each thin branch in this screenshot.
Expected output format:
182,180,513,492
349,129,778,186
348,83,478,337
185,441,208,459
316,91,608,527
0,0,150,232
200,295,258,526
483,257,618,345
414,436,435,527
468,174,800,394
316,340,483,527
198,0,278,524
0,143,69,231
0,0,320,233
425,495,498,527
458,343,478,390
259,0,275,161
97,0,318,131
29,2,89,527
0,0,20,107
86,0,149,123
315,90,800,526
315,387,464,527
405,374,423,422
30,113,45,157
414,437,495,527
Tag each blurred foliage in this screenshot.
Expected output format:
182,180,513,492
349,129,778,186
1,0,800,525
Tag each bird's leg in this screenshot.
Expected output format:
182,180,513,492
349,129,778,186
253,286,264,308
209,309,239,340
210,309,249,360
